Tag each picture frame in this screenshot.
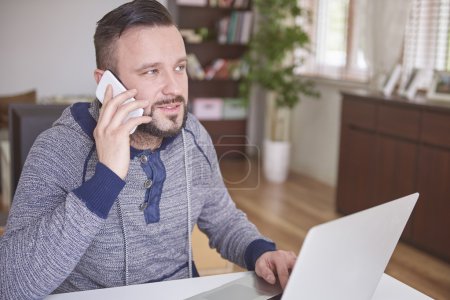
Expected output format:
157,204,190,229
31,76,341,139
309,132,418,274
427,71,450,102
399,68,422,100
382,64,402,97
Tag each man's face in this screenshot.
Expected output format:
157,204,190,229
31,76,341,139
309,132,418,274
114,25,188,137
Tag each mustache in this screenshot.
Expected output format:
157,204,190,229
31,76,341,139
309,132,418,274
148,95,185,116
154,96,184,106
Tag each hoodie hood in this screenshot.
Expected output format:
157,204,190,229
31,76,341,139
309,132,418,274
53,100,100,141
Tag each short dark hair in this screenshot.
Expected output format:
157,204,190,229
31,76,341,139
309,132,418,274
94,0,174,73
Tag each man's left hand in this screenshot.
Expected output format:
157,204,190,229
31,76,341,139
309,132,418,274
255,250,297,289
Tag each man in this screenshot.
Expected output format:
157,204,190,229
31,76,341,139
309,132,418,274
0,1,295,299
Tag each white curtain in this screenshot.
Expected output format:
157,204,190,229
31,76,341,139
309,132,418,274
360,0,412,88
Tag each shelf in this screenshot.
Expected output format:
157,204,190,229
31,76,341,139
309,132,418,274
201,118,246,129
186,41,248,49
173,1,252,153
189,79,241,98
185,43,247,65
177,5,251,28
178,5,251,12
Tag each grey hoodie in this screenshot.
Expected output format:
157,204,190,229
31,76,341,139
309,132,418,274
0,100,275,299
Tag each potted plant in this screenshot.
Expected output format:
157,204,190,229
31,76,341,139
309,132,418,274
240,0,318,183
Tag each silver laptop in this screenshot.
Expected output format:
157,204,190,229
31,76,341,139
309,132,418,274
186,193,419,300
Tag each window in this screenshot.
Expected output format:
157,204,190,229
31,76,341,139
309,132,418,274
402,0,450,86
296,0,369,81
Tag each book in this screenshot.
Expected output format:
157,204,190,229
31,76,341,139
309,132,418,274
240,11,253,44
187,54,205,80
227,12,238,43
217,11,253,45
223,98,247,119
204,58,226,80
193,98,224,120
217,16,230,44
218,0,233,7
177,0,207,6
203,58,243,80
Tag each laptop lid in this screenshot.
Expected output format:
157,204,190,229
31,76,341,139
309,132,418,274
282,193,418,300
186,193,418,300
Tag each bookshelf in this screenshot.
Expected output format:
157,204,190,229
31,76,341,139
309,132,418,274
169,1,253,158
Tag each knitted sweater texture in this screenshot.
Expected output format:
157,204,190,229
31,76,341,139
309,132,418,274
0,101,275,299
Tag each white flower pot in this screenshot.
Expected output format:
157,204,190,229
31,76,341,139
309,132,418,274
263,139,291,183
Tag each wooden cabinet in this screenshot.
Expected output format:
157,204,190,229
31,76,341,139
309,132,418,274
170,2,252,158
415,147,450,258
337,90,450,262
337,127,377,214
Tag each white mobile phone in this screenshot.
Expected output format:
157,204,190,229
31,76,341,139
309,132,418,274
95,70,144,134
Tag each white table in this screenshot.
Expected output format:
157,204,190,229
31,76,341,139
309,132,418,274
46,272,432,300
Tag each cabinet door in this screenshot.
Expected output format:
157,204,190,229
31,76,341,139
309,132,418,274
373,135,418,240
336,127,377,214
414,146,450,261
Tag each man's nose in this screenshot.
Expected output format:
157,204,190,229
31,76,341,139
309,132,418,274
162,71,181,95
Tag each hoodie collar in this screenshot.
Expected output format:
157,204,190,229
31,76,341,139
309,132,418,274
70,100,179,158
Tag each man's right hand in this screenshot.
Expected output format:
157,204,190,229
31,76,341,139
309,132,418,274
94,85,151,179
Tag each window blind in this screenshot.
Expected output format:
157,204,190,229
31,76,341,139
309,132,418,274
403,0,450,84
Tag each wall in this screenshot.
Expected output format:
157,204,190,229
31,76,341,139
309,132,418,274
289,80,366,187
0,0,167,99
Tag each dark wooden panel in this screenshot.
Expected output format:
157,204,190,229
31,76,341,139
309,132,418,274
201,120,246,138
201,120,247,159
342,98,376,130
421,111,450,149
414,146,450,261
186,43,247,65
339,91,450,263
214,144,247,159
341,89,450,114
377,104,420,140
373,136,418,240
178,6,229,28
9,104,68,195
189,79,240,99
178,6,249,29
336,127,377,214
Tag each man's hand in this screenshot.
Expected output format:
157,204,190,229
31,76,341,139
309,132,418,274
255,250,297,290
94,85,151,179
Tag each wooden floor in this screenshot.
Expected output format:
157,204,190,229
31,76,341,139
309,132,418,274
1,158,449,298
219,158,450,300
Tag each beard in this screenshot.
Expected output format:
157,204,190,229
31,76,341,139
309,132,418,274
136,95,188,138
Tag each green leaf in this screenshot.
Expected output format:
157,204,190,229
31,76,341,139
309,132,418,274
240,0,319,108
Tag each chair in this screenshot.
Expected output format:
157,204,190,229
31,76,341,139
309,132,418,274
0,90,37,217
0,103,66,234
0,90,37,129
0,211,6,235
8,103,67,200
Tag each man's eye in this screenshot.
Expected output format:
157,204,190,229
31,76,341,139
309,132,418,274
175,65,186,72
147,69,159,75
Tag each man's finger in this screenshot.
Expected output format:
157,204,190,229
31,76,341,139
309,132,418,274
287,251,297,269
255,258,276,284
121,115,152,135
99,89,138,126
109,99,150,129
97,84,113,125
274,261,290,289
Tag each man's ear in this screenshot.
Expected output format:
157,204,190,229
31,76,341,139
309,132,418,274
94,69,105,84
